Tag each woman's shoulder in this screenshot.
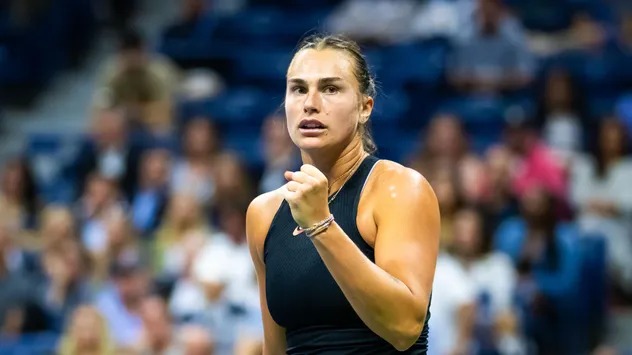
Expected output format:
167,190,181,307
370,159,432,191
246,189,286,258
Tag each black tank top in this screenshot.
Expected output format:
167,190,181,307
264,155,430,354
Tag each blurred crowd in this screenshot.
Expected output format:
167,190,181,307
2,0,632,354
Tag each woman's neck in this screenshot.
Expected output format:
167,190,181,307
301,137,367,193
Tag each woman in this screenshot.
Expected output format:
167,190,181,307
247,35,440,354
533,68,589,162
58,305,115,355
494,186,581,355
570,117,632,292
430,207,523,355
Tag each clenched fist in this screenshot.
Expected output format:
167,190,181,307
283,164,331,229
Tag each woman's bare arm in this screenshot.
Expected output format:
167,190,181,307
246,192,287,355
309,163,440,351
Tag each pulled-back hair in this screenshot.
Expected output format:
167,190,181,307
293,34,377,154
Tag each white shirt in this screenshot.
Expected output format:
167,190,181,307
429,253,517,355
192,233,257,307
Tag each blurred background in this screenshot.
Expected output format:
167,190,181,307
0,0,632,354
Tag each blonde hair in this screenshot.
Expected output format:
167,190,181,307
58,306,114,355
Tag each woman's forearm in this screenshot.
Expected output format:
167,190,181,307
310,222,428,350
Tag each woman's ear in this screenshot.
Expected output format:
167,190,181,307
360,96,374,124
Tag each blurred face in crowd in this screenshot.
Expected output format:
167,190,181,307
285,48,372,152
1,160,27,199
426,115,466,160
140,296,172,347
520,186,552,222
219,207,246,243
545,70,573,110
168,193,201,228
141,149,171,186
181,326,214,355
479,0,503,33
115,269,149,305
184,118,218,158
263,114,294,160
93,109,127,147
0,223,11,255
452,209,484,258
183,0,205,18
41,207,75,245
622,13,632,46
485,145,513,188
69,306,105,350
599,118,626,158
85,175,116,209
214,153,250,192
105,210,131,248
432,168,462,215
120,45,148,71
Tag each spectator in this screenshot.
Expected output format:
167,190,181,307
409,114,486,202
177,325,215,355
430,166,466,249
58,305,115,355
162,0,209,40
501,117,568,202
570,117,632,293
259,114,299,194
35,206,77,252
0,157,40,231
94,29,181,135
153,193,211,278
193,204,257,307
478,146,520,229
211,152,256,213
76,174,127,260
135,295,179,354
131,149,172,237
67,108,143,201
91,209,141,282
0,220,44,336
534,68,590,163
449,0,534,94
494,186,582,355
94,261,150,350
39,239,91,332
171,117,220,206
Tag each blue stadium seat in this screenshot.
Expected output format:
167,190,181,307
381,40,448,89
179,87,280,128
26,133,80,203
222,129,265,169
436,95,506,143
233,47,293,89
371,89,410,126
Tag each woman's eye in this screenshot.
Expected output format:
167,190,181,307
291,86,306,94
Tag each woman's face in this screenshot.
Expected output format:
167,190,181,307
452,210,483,256
169,193,199,226
433,171,459,214
426,115,463,157
184,118,217,156
545,70,572,109
520,186,550,220
599,119,625,157
2,162,24,197
284,48,372,152
71,307,103,348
